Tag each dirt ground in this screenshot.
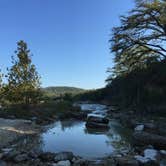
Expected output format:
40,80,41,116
0,118,40,148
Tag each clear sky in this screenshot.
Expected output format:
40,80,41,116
0,0,134,89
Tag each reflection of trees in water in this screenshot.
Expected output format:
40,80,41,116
105,121,132,152
60,120,83,131
84,127,109,135
84,120,132,152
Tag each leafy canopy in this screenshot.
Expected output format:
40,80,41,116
109,0,166,77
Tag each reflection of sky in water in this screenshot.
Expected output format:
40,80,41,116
39,104,132,158
41,121,115,158
11,104,132,158
41,121,131,158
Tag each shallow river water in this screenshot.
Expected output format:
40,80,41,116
16,104,132,159
39,104,132,158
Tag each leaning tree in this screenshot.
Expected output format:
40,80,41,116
109,0,166,77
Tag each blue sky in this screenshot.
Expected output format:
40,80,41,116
0,0,134,89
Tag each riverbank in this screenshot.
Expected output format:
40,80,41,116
0,102,165,166
106,105,166,166
0,101,84,125
0,118,40,148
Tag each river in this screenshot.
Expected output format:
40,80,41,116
15,103,132,159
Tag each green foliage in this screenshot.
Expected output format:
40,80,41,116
74,88,106,102
0,70,4,103
43,86,85,98
109,0,166,78
0,70,2,89
104,0,166,112
0,100,79,123
107,60,166,107
5,40,41,105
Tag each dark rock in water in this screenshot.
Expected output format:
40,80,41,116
85,127,110,134
86,121,110,129
87,116,109,124
54,152,74,162
133,131,166,149
39,152,55,161
115,157,139,166
86,116,109,129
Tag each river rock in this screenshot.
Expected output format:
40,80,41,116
135,149,160,166
54,160,71,166
28,150,40,159
14,153,29,162
3,150,20,160
2,148,13,154
160,150,166,158
115,157,139,166
73,159,89,166
133,131,166,149
134,125,144,132
87,116,109,124
39,152,55,161
86,121,110,129
86,116,109,129
54,152,74,162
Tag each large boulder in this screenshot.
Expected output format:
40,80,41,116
86,116,109,129
133,131,166,149
87,116,109,124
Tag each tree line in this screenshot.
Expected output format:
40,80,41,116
0,40,41,105
76,0,166,110
106,0,166,108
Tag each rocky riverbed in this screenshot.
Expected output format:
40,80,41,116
0,103,165,165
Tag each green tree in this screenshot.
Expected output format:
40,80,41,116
6,40,41,104
109,0,166,77
0,70,3,97
0,70,2,90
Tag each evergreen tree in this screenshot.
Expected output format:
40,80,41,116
6,40,41,104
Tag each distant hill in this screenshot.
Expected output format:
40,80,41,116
42,86,85,97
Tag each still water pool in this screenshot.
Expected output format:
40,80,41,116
39,104,132,158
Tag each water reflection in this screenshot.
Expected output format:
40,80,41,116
15,104,132,158
40,120,131,158
41,120,115,158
